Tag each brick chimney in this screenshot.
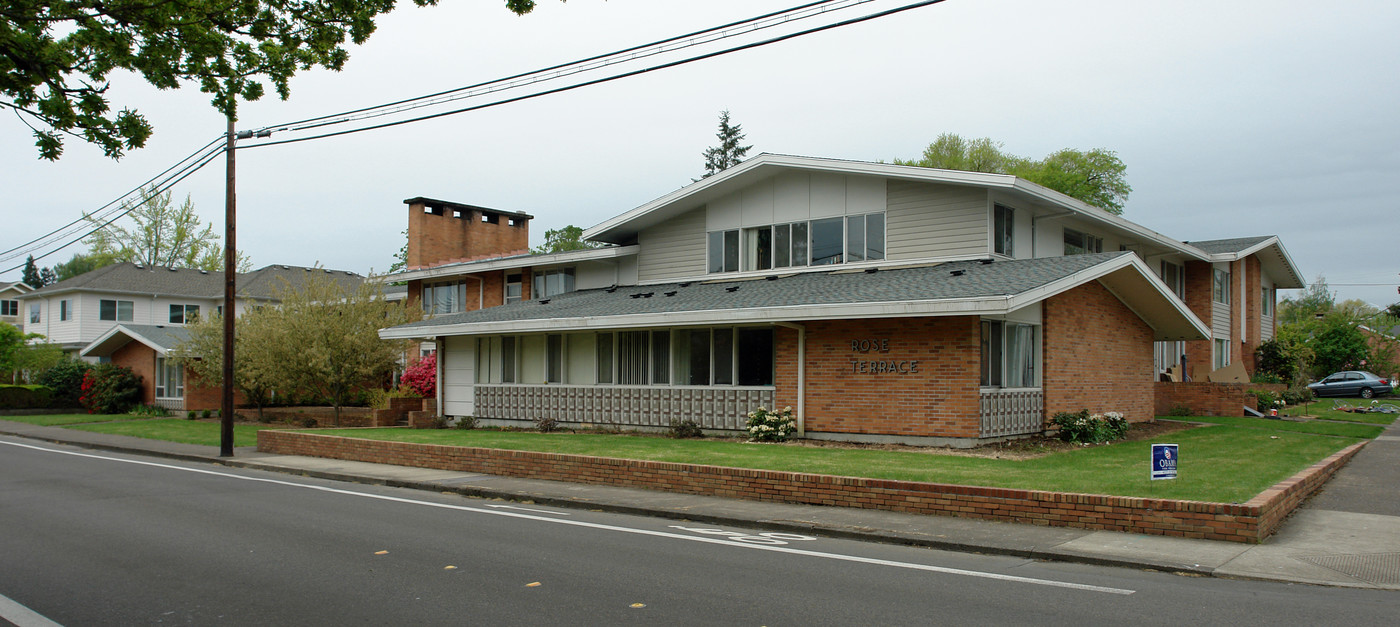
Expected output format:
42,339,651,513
403,197,532,268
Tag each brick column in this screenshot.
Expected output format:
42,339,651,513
1183,260,1214,380
1242,256,1263,375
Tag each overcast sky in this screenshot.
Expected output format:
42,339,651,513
4,0,1397,306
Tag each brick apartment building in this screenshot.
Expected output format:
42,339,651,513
380,154,1304,446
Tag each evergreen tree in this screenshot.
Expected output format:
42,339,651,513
701,110,753,178
21,256,43,287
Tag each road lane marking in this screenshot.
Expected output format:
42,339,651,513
0,440,1134,595
485,503,570,515
0,591,63,627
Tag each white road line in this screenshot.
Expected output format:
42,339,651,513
0,440,1135,595
0,591,63,627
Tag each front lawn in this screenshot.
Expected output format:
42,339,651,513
307,425,1357,504
1285,401,1399,425
0,413,150,427
64,418,273,447
1158,414,1383,439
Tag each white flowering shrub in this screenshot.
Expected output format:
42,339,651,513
1052,409,1129,444
745,406,797,442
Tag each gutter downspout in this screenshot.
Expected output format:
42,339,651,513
773,322,806,437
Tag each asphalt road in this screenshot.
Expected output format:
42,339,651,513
2,437,1396,626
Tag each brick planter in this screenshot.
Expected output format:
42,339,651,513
257,431,1365,543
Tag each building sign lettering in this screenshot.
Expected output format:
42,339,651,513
849,338,918,374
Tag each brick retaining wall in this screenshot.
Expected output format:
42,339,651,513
258,430,1365,543
1154,382,1288,417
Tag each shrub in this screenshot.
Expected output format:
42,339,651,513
1247,389,1284,413
746,406,797,442
669,419,704,439
301,417,318,428
1052,409,1129,444
1250,372,1284,385
38,358,91,406
130,403,170,417
0,385,54,409
400,354,436,398
455,416,478,430
367,387,422,410
78,364,142,414
201,409,211,419
1167,404,1192,417
187,410,197,420
534,416,560,433
431,416,449,429
1282,386,1314,406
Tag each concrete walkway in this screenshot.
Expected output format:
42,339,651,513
3,418,1398,590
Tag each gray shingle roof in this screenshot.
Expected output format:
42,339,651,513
1185,236,1274,255
24,263,364,300
115,324,192,351
390,252,1129,332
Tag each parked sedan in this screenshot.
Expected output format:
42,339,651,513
1307,371,1394,399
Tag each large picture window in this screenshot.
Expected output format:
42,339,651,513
981,320,1039,388
423,281,467,315
99,299,133,322
532,268,576,299
715,214,883,273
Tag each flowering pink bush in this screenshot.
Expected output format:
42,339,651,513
401,354,436,398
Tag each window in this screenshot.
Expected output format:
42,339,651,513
1214,338,1230,370
169,304,199,324
423,281,467,315
59,300,71,322
0,300,17,317
993,204,1014,256
707,230,740,273
650,330,671,384
736,328,774,385
1262,287,1272,316
674,329,712,385
532,268,576,299
1161,261,1184,298
505,274,522,304
155,358,183,399
501,336,517,383
1212,268,1231,304
29,303,40,324
743,226,773,271
99,299,133,322
1063,229,1102,255
981,320,1039,388
593,326,770,387
808,217,844,265
546,334,564,383
618,331,648,384
596,333,614,384
713,328,734,385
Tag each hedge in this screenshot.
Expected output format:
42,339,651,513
0,385,55,410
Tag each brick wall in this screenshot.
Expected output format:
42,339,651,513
777,317,981,438
1043,281,1155,422
110,341,155,405
1184,260,1215,380
1154,382,1288,417
406,200,529,268
1231,259,1245,368
1243,256,1262,375
182,369,247,412
258,430,1366,543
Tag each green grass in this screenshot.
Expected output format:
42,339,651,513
0,413,152,426
1158,414,1383,439
1285,401,1399,425
307,425,1355,504
64,418,272,447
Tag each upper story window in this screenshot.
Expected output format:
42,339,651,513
169,304,200,324
532,268,575,299
993,204,1014,256
1262,287,1273,315
709,212,884,274
1160,261,1184,299
1212,268,1231,304
99,299,133,322
423,281,467,315
59,299,71,322
505,274,522,304
1063,228,1102,255
29,303,41,324
1,300,18,317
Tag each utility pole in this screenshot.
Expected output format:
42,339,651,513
221,118,237,457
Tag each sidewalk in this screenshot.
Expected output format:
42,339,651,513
3,419,1398,590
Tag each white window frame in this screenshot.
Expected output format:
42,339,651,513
993,204,1015,256
0,300,17,317
1213,268,1231,305
155,357,184,399
1214,338,1231,370
100,299,134,322
981,320,1040,389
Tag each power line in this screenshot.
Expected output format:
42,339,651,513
244,0,946,150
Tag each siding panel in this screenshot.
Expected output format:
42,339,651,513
637,207,707,282
886,181,988,260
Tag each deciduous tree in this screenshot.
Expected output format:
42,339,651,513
84,185,250,271
50,252,117,282
0,323,62,384
3,1,546,160
174,307,280,421
533,225,603,254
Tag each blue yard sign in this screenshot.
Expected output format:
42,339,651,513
1151,444,1179,481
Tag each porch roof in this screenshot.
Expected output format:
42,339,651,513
381,252,1209,342
81,324,191,358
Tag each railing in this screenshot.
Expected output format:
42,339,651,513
979,388,1043,438
474,384,776,431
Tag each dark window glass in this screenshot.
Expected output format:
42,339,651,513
773,224,790,268
736,328,773,385
546,334,563,383
501,336,517,383
688,329,711,385
170,304,185,324
846,215,865,263
619,331,648,384
596,333,613,384
791,222,808,266
810,217,843,265
713,328,734,385
723,230,739,273
651,330,670,384
980,321,1003,387
866,213,885,261
708,231,724,273
993,205,1013,255
752,227,772,271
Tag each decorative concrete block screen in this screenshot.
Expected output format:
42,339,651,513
475,385,775,430
979,389,1044,438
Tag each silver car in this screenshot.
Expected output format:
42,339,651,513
1307,371,1394,399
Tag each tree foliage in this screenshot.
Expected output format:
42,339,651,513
22,256,43,287
174,307,280,420
84,185,250,271
1277,277,1335,326
533,225,603,254
51,252,117,282
3,1,544,160
0,323,62,384
78,363,142,414
701,110,752,178
895,133,1132,214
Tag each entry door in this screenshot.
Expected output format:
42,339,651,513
442,336,476,417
